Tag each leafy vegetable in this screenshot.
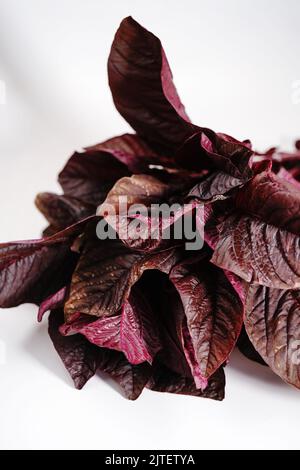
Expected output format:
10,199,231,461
98,349,152,400
169,253,243,379
35,192,94,232
237,327,266,366
244,285,300,387
211,214,300,289
234,170,300,235
98,174,171,216
1,15,299,399
64,222,181,319
187,171,244,203
48,309,100,389
0,219,92,308
175,129,253,177
61,287,161,365
148,362,225,400
58,149,130,207
108,16,195,153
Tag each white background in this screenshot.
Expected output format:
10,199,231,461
0,0,299,450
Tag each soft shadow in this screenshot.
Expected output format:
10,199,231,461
97,370,128,399
24,314,297,398
229,348,299,393
22,316,133,397
22,320,73,387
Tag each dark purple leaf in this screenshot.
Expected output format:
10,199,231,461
235,170,300,235
3,15,300,400
211,214,300,289
64,222,181,319
237,327,266,366
149,272,207,387
38,286,68,322
244,284,300,388
187,171,244,203
137,271,214,389
108,16,195,153
97,173,171,216
48,309,100,389
119,290,161,364
276,167,300,189
145,272,195,379
107,202,199,253
169,253,243,379
175,129,253,177
112,215,176,253
289,166,300,181
0,218,93,308
98,349,151,400
181,320,208,389
148,361,225,400
35,192,94,231
61,287,161,365
272,149,300,164
58,149,130,207
86,133,173,172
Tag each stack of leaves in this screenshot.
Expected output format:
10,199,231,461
1,17,300,400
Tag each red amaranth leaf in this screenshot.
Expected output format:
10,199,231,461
211,214,300,289
175,129,253,178
108,17,195,153
98,349,151,400
86,133,174,172
277,167,300,190
38,286,68,322
48,309,100,389
119,291,161,363
3,15,300,400
150,273,195,379
137,271,215,389
58,149,130,207
169,253,243,379
235,170,300,235
0,218,93,308
244,285,300,388
35,192,94,231
237,327,266,366
97,173,171,216
148,362,225,400
50,307,151,397
64,222,182,319
105,201,201,253
60,287,161,365
187,171,244,203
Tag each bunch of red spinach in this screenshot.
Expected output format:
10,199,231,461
1,17,300,400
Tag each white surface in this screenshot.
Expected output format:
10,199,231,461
0,0,299,450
